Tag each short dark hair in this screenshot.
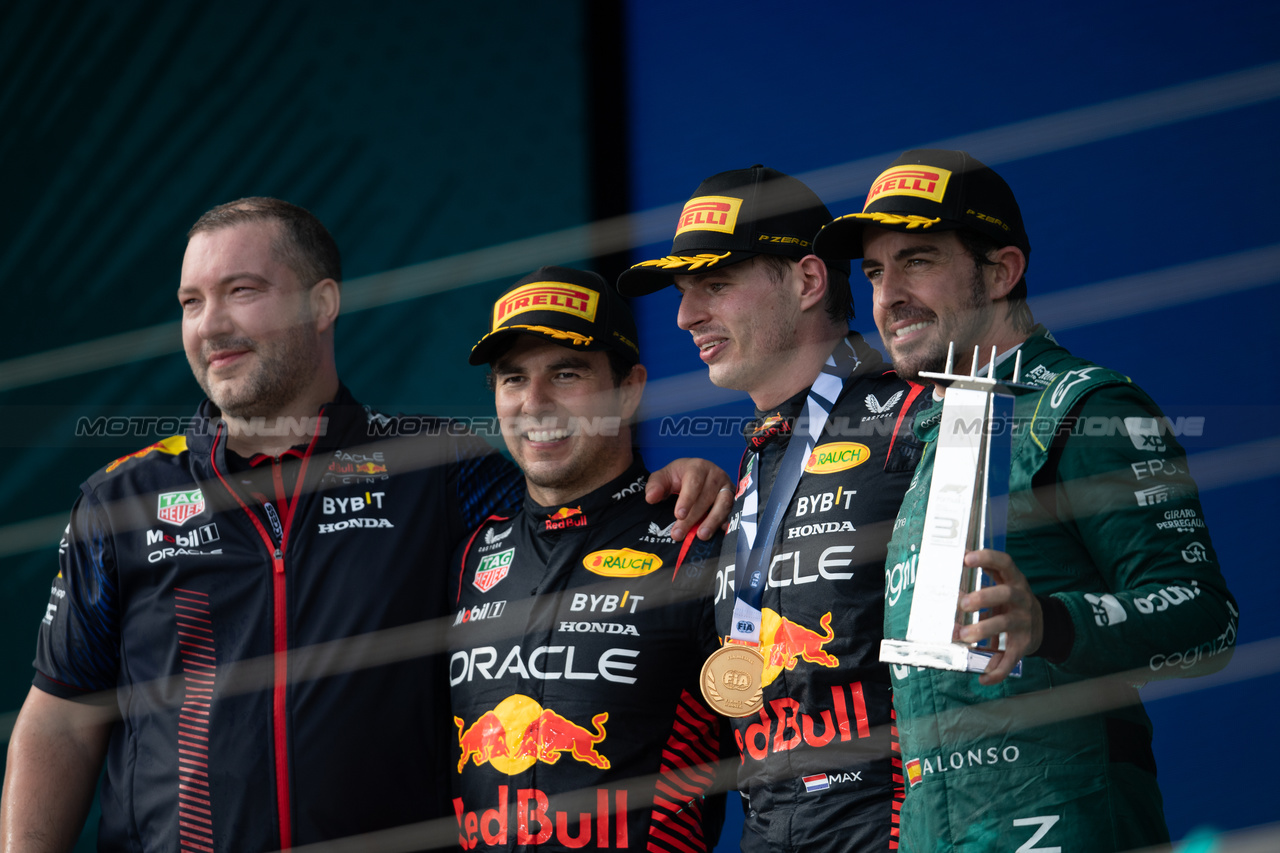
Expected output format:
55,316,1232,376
955,229,1027,303
188,197,342,287
756,255,853,323
955,229,1032,334
485,347,635,391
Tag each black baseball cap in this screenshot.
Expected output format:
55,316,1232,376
617,165,850,297
469,266,640,366
813,149,1031,261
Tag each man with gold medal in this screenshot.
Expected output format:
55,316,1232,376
621,167,927,852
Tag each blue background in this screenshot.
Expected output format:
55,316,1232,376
0,1,1275,849
623,1,1279,847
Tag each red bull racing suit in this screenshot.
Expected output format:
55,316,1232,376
714,333,926,852
884,328,1238,851
449,459,724,851
33,386,522,852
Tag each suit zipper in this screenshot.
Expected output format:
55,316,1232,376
209,418,324,851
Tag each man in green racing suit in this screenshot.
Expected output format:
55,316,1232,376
814,149,1237,851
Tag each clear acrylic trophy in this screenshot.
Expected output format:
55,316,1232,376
880,344,1038,674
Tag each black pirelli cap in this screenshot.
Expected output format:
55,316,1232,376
469,266,640,366
813,149,1030,262
617,165,849,297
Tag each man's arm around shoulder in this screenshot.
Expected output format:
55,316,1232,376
2,686,113,853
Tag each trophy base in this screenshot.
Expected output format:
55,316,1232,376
880,639,1022,677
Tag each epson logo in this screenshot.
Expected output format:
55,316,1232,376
1134,582,1201,613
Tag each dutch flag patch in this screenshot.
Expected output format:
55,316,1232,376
802,774,830,793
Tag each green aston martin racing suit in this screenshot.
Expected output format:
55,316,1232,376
883,327,1237,852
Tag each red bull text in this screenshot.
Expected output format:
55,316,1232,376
735,682,871,762
454,786,629,849
546,507,587,531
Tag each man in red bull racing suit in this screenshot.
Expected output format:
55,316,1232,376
1,203,732,853
814,148,1239,851
449,267,726,851
619,167,928,852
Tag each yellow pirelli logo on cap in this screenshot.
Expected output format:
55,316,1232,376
675,195,742,237
864,165,952,209
493,282,599,329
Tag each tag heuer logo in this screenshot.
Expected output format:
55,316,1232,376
157,489,205,526
473,548,515,593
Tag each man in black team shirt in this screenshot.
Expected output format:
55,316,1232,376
449,266,727,852
619,168,927,852
1,201,731,852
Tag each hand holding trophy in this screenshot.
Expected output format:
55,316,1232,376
880,342,1039,675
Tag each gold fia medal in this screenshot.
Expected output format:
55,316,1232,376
700,644,765,718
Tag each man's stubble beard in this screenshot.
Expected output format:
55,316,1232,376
888,266,990,383
708,293,801,394
520,448,595,497
192,321,321,421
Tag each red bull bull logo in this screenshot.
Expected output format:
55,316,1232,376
455,694,609,776
105,435,187,473
545,506,587,531
758,608,839,686
355,462,387,475
454,786,629,849
456,711,511,771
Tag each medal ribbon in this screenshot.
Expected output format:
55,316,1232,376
728,338,860,647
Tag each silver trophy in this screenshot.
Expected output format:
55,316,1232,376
880,344,1037,674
